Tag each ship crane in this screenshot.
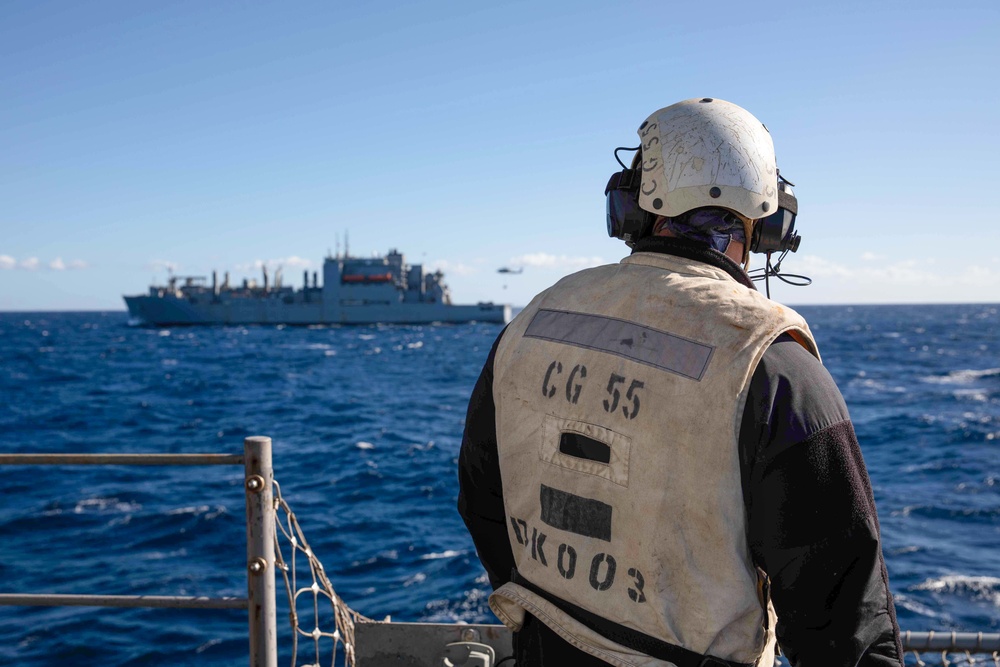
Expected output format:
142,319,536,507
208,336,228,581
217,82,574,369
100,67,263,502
167,274,207,291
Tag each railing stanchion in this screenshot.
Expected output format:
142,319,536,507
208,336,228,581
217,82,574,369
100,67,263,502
245,436,278,667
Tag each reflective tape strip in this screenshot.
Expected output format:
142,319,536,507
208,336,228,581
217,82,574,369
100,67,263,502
540,484,613,542
524,309,714,381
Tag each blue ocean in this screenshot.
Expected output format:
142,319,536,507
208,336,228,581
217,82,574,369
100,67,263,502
1,304,998,666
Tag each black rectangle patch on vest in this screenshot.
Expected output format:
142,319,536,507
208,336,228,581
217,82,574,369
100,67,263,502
540,484,612,541
559,432,611,464
523,309,713,380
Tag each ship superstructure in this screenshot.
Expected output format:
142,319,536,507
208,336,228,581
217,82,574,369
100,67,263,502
123,248,510,325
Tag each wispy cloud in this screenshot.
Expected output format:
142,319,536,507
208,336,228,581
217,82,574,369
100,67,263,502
234,256,314,272
148,259,179,273
269,256,312,269
0,255,88,271
795,254,1000,287
426,259,477,276
509,253,607,270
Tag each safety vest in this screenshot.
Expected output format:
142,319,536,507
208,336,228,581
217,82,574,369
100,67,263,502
489,251,819,667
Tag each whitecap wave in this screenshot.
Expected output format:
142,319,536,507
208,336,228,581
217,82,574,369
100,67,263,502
195,639,223,654
73,497,141,514
849,377,907,393
922,368,1000,384
420,550,463,560
141,548,189,560
403,572,427,587
892,592,949,620
913,575,1000,607
953,389,989,402
166,504,227,519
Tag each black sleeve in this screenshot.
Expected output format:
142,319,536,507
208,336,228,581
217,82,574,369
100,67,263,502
740,335,904,667
457,329,515,590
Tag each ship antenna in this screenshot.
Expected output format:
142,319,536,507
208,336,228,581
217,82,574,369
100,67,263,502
345,231,350,258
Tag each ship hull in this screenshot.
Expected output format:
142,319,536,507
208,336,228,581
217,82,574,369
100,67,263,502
125,247,511,326
124,295,509,326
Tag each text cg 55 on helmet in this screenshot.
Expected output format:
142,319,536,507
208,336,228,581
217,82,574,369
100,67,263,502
605,97,800,255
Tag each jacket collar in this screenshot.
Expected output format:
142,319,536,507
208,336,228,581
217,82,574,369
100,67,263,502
630,236,756,290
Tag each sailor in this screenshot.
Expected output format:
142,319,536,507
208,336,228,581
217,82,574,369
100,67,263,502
458,98,903,666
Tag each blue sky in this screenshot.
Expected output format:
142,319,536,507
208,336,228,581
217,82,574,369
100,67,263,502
2,0,998,310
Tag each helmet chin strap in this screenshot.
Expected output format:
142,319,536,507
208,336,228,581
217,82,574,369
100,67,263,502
739,215,755,269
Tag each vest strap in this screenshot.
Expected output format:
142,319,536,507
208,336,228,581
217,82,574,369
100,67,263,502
511,569,753,667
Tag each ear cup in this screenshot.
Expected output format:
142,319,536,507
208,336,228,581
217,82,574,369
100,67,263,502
606,169,656,242
750,181,800,254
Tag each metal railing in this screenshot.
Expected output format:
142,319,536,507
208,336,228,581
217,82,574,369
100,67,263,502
0,435,278,667
902,630,1000,654
2,436,998,665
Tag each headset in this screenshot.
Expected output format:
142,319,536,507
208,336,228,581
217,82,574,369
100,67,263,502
751,176,800,254
604,147,801,254
604,166,656,244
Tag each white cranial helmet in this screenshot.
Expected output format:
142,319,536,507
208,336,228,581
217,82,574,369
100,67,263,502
636,98,778,222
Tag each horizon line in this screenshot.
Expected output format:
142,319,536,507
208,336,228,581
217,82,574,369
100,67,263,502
2,301,999,315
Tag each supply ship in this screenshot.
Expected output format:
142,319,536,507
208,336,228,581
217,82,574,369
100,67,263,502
123,248,510,326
